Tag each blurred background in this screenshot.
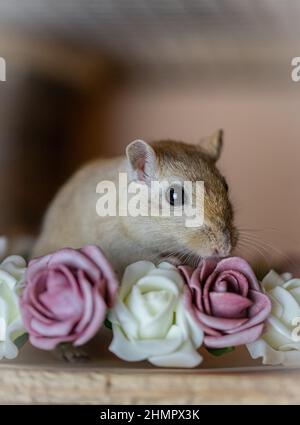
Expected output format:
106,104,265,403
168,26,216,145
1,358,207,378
0,0,300,271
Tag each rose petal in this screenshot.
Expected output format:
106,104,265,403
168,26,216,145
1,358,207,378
269,286,300,326
213,271,249,297
127,286,174,339
137,274,180,298
29,333,75,350
50,248,103,282
289,287,300,304
199,257,219,281
226,290,271,334
209,292,253,319
181,266,203,312
80,245,118,306
175,298,204,348
184,286,221,336
27,272,56,320
0,237,7,260
0,339,18,360
151,266,184,290
196,310,248,331
247,339,286,366
214,257,261,291
109,324,188,362
0,255,26,283
283,278,300,290
178,265,193,283
267,314,296,340
120,261,155,299
74,270,94,334
109,299,139,339
22,245,116,349
26,255,50,282
134,325,185,356
74,287,106,346
262,270,285,291
39,272,82,322
149,339,202,368
109,323,151,362
30,317,76,337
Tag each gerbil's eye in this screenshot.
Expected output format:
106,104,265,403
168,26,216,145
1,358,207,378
166,184,186,206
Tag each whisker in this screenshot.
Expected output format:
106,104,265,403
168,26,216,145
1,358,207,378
237,239,271,268
239,233,297,268
239,226,300,248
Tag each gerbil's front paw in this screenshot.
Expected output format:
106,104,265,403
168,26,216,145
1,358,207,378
54,343,89,363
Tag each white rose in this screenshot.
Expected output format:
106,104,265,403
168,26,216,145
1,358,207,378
0,254,27,359
109,261,203,368
247,270,300,366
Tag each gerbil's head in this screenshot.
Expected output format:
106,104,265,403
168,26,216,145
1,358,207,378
125,131,238,264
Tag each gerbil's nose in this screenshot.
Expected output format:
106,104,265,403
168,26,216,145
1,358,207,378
222,239,232,256
213,245,230,258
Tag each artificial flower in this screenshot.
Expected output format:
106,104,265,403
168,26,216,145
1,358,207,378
180,257,271,348
247,270,300,366
109,261,203,368
20,245,118,350
0,254,27,359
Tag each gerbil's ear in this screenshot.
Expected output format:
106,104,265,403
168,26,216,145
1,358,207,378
126,139,156,182
199,129,223,161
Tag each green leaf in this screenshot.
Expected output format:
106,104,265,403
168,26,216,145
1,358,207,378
14,333,29,349
206,346,235,357
104,318,112,330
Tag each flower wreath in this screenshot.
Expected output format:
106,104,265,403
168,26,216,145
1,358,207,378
1,236,300,368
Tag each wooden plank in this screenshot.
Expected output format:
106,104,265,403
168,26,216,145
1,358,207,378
0,367,300,404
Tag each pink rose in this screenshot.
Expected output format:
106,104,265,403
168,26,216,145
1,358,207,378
21,245,118,350
179,257,271,348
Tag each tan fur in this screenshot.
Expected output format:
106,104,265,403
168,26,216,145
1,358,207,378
33,135,237,276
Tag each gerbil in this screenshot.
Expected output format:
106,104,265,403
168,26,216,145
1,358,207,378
33,131,237,275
